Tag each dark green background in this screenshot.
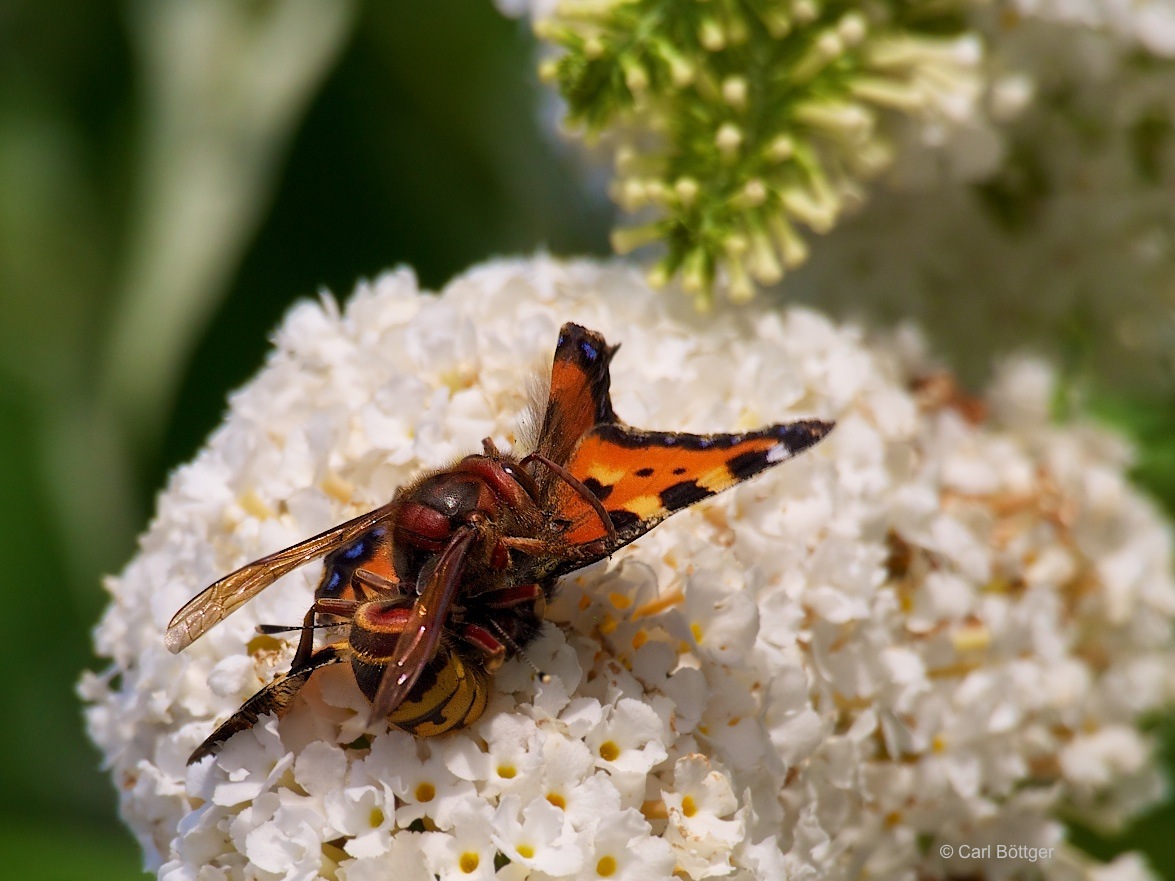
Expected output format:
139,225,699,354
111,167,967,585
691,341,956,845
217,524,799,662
0,3,1171,878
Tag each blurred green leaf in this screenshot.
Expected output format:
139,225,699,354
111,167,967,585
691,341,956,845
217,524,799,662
0,813,145,881
1089,390,1175,518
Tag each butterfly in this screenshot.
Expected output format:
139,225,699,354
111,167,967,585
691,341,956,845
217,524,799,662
167,323,834,763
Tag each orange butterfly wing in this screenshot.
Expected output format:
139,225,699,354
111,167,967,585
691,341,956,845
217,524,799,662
534,323,618,470
554,420,834,550
532,323,833,573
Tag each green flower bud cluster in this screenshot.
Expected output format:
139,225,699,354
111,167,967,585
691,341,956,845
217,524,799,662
538,0,979,307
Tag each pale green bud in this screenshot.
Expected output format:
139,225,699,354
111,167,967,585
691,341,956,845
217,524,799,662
791,0,818,25
716,123,743,156
838,12,867,46
699,20,725,52
722,76,748,110
735,179,768,208
769,214,809,267
748,230,783,284
767,135,795,162
611,223,662,254
674,177,700,207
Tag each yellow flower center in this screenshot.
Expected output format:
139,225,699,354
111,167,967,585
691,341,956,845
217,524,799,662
599,741,620,762
459,852,480,873
497,764,517,779
516,844,535,859
547,792,567,809
682,795,697,817
597,855,618,876
414,782,436,802
369,807,385,827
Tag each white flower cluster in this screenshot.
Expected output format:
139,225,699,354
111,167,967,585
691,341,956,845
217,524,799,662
83,258,1175,880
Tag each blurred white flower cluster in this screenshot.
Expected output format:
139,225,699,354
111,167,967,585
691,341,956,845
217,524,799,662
83,258,1175,880
1004,0,1175,56
790,0,1175,388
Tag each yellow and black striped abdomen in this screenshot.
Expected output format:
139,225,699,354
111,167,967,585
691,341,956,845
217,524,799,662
351,641,490,737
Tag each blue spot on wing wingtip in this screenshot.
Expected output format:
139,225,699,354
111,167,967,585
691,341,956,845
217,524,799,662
556,323,599,363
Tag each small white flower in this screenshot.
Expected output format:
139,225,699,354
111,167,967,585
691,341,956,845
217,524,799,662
230,790,325,881
571,808,676,881
694,667,774,774
293,740,347,798
420,799,499,881
585,698,669,781
492,794,585,876
324,784,398,859
534,734,623,831
1060,725,1150,789
475,712,546,798
363,730,476,829
679,571,760,666
209,715,293,808
663,755,746,879
336,834,432,881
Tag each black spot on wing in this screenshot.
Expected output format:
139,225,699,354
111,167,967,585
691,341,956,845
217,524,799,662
608,509,642,532
660,480,714,511
725,421,835,478
582,477,613,501
727,449,772,480
672,467,686,475
775,420,836,454
634,467,654,477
